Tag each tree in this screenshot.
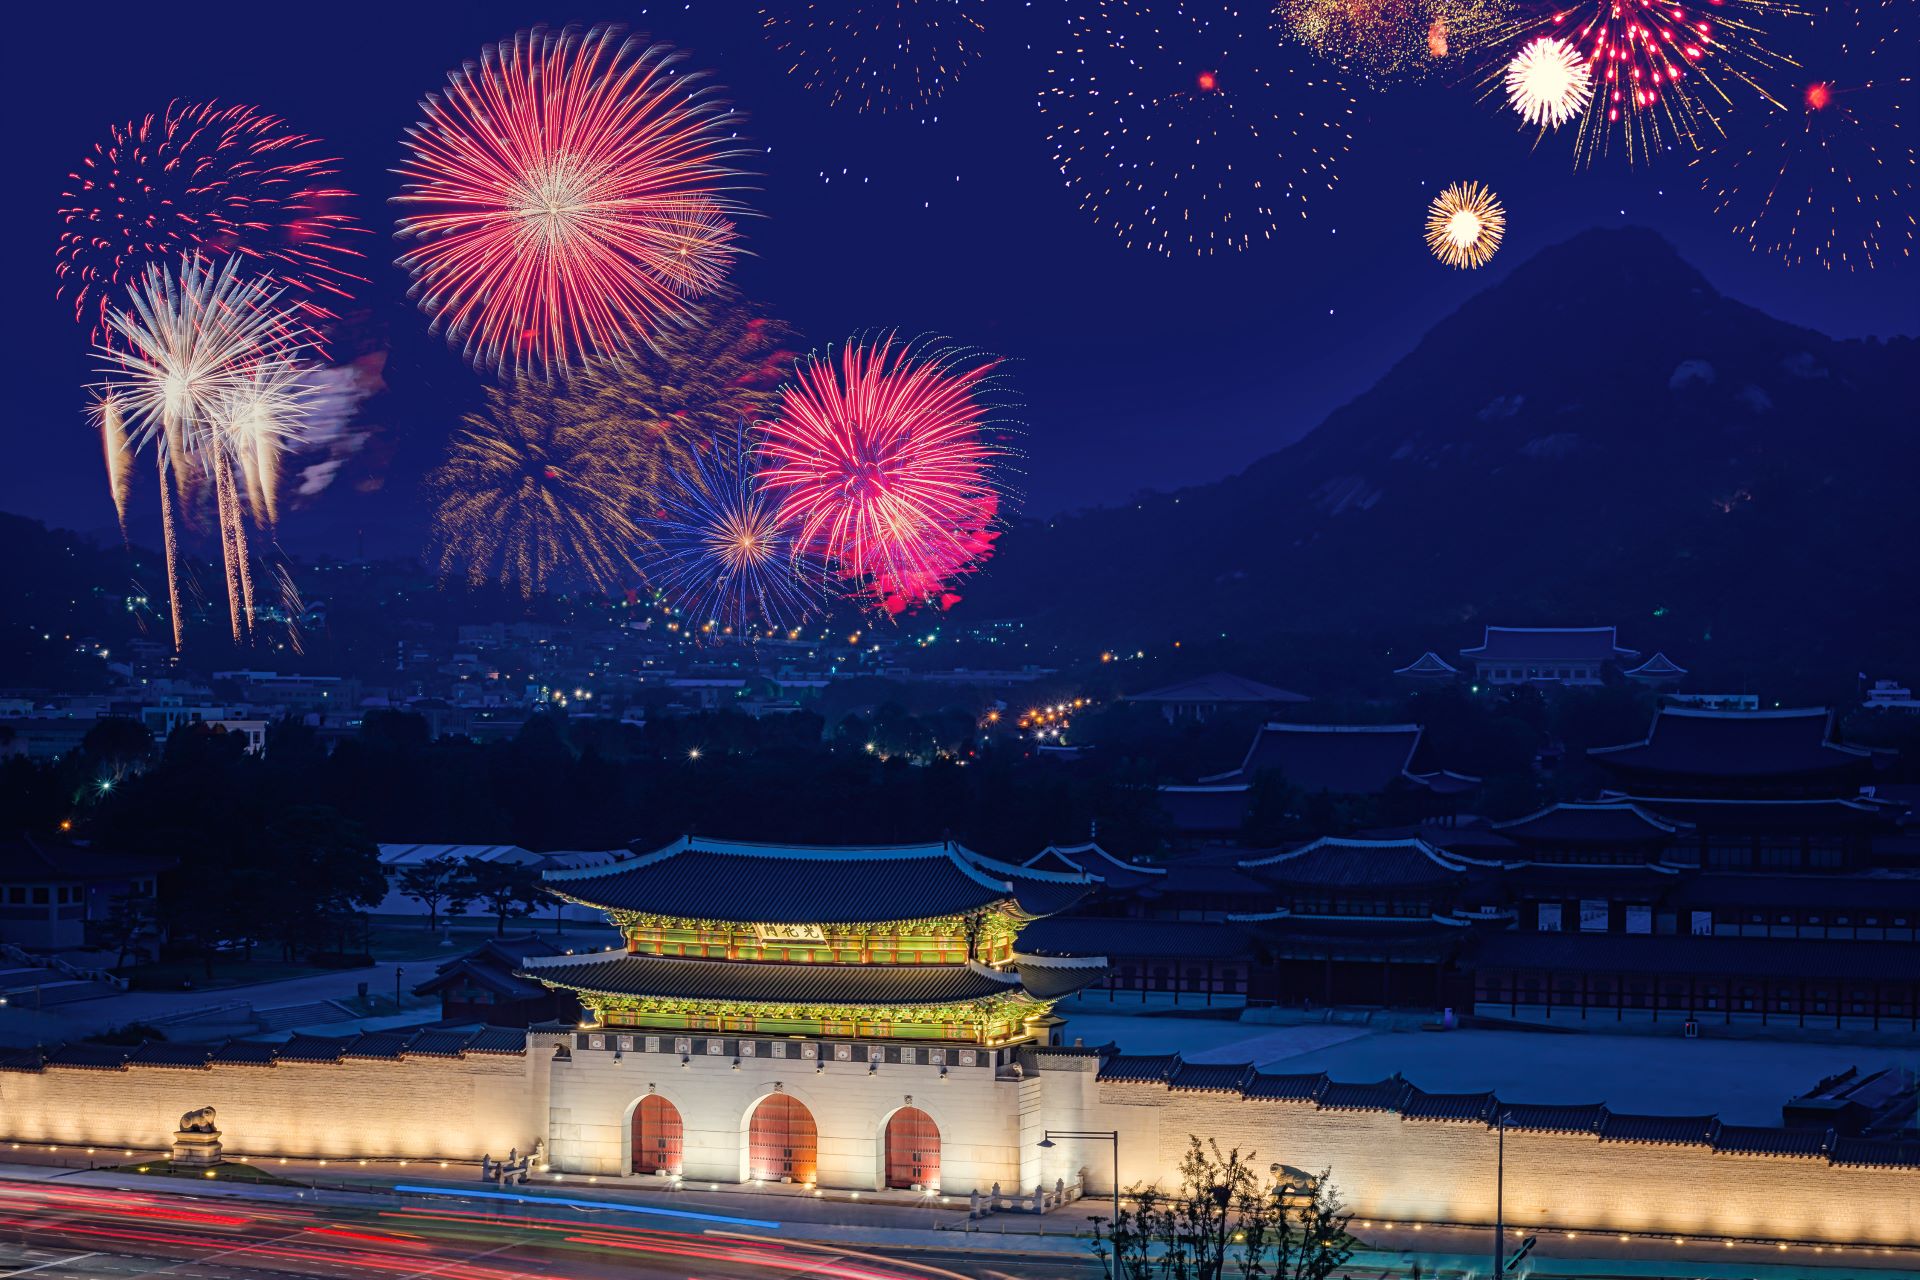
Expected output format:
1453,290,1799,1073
460,858,545,936
395,854,461,931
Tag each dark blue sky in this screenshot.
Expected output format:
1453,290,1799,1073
8,1,1915,552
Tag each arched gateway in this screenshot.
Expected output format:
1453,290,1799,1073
748,1093,817,1183
632,1094,682,1175
884,1106,940,1189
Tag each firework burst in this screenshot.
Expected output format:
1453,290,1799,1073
762,1,986,115
56,101,366,346
1274,0,1512,83
395,25,754,380
1041,0,1354,257
1697,0,1913,270
648,423,825,636
1425,181,1507,267
1480,0,1798,164
757,335,1012,615
1505,35,1596,128
92,256,317,646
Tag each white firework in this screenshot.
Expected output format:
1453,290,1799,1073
1504,36,1593,130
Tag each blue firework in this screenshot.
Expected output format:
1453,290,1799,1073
648,424,825,636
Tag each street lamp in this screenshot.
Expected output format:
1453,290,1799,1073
1494,1108,1513,1276
1037,1129,1120,1224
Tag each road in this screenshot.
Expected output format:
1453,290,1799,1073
0,1182,1097,1280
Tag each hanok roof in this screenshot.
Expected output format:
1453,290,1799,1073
1493,802,1687,846
1467,932,1920,982
1606,794,1891,834
1124,672,1309,707
1460,626,1638,663
1203,723,1428,795
519,951,1099,1008
1155,784,1255,834
378,843,538,867
1599,1113,1720,1147
1589,707,1871,781
1240,837,1484,887
1393,651,1459,677
0,834,173,883
1017,915,1253,961
1167,1061,1257,1094
0,1028,526,1075
543,836,1093,924
1624,652,1688,679
1023,843,1166,889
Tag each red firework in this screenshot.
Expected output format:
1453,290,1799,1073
56,101,366,344
757,337,1011,614
394,25,753,379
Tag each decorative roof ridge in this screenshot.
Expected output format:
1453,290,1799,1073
1508,860,1680,875
1226,907,1292,922
1028,842,1168,876
1493,800,1686,834
1624,651,1688,674
1159,782,1252,793
518,947,628,972
1604,792,1881,810
966,849,1097,886
1393,651,1459,674
543,835,1019,898
1238,835,1466,872
1011,951,1112,970
1201,722,1424,787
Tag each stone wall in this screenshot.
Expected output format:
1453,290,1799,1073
542,1031,1042,1193
1035,1068,1920,1249
0,1055,544,1161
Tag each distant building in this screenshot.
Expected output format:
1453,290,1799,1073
0,834,171,950
1391,652,1459,684
1865,679,1919,712
1122,672,1309,723
1623,652,1688,689
413,934,580,1027
1458,626,1640,687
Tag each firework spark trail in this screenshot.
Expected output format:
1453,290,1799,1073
761,1,987,115
1041,0,1355,257
757,335,1012,614
1695,0,1912,269
1477,0,1798,165
395,24,754,380
648,422,825,636
155,461,185,650
1274,0,1512,83
93,256,315,647
57,100,367,346
94,395,134,541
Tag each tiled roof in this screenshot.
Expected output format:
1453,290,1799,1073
1017,916,1253,960
343,1031,413,1061
413,959,548,1002
520,952,1036,1007
209,1039,280,1066
1168,1062,1256,1093
1460,626,1637,663
1096,1053,1181,1084
1244,1071,1329,1103
1712,1125,1831,1159
1624,652,1688,678
1012,958,1111,1001
1493,802,1686,845
542,836,1092,923
461,1027,529,1055
1318,1077,1412,1112
1609,795,1891,834
1203,723,1426,795
1240,837,1475,887
0,1046,46,1072
275,1034,354,1064
1829,1137,1920,1169
1124,673,1309,706
1402,1089,1496,1123
1393,651,1459,677
1498,1103,1607,1134
44,1043,128,1071
1155,785,1255,835
1023,843,1166,889
1599,1113,1720,1147
404,1029,478,1058
126,1042,213,1069
1590,707,1870,780
1467,931,1920,982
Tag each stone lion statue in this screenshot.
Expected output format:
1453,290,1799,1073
179,1106,218,1133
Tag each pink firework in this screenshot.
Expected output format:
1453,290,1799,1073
757,336,1012,614
394,25,754,379
56,100,365,345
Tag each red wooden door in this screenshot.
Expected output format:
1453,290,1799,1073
748,1093,817,1183
632,1094,683,1174
884,1106,940,1189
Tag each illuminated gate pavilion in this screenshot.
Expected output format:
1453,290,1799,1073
518,837,1111,1191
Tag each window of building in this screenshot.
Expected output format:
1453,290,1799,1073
4,887,21,905
1537,903,1562,932
31,887,49,905
1690,911,1713,936
1579,900,1609,932
1625,905,1652,935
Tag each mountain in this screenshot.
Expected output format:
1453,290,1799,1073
967,228,1920,686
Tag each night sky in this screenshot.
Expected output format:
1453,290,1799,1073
7,1,1915,553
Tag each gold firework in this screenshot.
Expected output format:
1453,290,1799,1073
1275,0,1511,82
430,299,797,596
1425,181,1507,268
1504,36,1593,130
